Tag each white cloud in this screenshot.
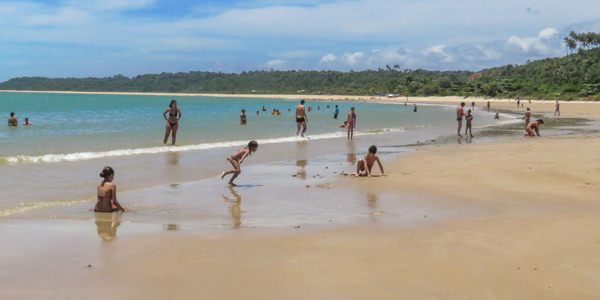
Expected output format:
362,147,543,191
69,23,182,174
320,54,337,63
66,0,155,11
506,28,560,54
422,45,453,63
265,59,286,67
538,28,558,39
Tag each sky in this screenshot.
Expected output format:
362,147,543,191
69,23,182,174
0,0,599,81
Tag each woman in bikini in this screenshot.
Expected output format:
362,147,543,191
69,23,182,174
221,141,259,186
94,166,127,213
163,100,181,145
347,107,356,139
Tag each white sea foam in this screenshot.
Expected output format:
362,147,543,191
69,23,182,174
1,128,407,164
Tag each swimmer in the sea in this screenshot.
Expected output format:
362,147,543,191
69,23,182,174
494,112,500,119
340,121,348,128
240,109,247,124
8,112,17,126
353,145,385,177
221,141,259,186
94,166,127,212
262,106,267,112
22,117,31,126
162,100,181,145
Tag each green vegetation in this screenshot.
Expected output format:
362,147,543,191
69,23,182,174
1,32,599,101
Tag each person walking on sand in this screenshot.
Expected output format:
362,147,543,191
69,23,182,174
240,109,247,125
347,107,357,139
517,99,520,107
554,101,560,116
162,100,181,145
524,119,544,137
524,108,531,129
487,101,490,111
456,102,466,137
221,141,259,186
296,100,308,137
465,109,474,137
333,105,339,119
353,145,385,177
94,166,127,213
8,112,17,126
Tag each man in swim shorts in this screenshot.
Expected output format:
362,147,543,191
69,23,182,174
457,102,466,137
296,99,308,137
333,105,339,119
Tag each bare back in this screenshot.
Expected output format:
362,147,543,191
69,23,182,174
96,182,115,212
296,105,306,119
8,117,17,126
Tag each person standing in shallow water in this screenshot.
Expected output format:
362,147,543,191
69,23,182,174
347,107,357,139
163,100,181,145
296,99,308,137
413,104,417,112
456,102,466,137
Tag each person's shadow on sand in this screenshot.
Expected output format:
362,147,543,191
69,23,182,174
94,212,122,241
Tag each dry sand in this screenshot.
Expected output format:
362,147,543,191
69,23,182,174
92,135,600,300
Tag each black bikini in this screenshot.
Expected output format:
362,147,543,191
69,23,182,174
169,108,178,128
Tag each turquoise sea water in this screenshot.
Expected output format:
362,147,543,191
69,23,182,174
0,92,493,163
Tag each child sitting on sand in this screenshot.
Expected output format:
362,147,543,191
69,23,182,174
94,166,127,212
221,141,259,186
353,145,385,177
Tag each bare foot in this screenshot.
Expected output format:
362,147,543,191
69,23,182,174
221,172,226,179
228,182,237,186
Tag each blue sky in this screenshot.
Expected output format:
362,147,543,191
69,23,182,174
0,0,599,81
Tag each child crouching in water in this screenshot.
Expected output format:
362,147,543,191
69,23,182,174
221,141,259,186
354,145,385,177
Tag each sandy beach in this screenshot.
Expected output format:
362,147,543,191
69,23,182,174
87,135,600,300
2,91,600,299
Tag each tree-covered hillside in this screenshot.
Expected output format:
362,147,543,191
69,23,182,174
2,32,599,100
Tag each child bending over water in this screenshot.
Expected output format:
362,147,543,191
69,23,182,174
353,145,385,177
221,141,259,186
94,166,127,212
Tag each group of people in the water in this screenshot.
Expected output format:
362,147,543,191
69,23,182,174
7,112,32,126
